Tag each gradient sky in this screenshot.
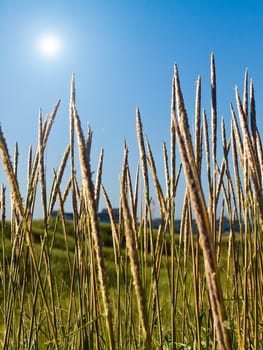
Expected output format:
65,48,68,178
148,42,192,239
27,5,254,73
1,0,263,218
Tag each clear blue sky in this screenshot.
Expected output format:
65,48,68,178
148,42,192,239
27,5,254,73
1,1,263,218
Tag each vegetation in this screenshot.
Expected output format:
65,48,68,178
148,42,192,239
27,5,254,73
1,53,263,349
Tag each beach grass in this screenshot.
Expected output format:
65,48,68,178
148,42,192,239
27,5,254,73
1,54,263,349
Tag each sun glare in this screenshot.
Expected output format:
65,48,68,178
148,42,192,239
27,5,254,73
38,33,61,59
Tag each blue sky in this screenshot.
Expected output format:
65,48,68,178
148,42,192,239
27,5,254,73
1,1,263,218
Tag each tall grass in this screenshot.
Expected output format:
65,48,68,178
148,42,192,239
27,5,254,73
1,54,263,349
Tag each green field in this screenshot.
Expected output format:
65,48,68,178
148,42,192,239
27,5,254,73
1,218,252,349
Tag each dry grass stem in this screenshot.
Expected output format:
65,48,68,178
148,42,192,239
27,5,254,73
71,76,115,350
195,75,202,174
94,148,104,211
120,144,151,348
136,107,150,207
173,64,230,349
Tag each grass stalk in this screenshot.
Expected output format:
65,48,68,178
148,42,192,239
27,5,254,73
121,143,151,348
71,76,115,350
173,63,230,349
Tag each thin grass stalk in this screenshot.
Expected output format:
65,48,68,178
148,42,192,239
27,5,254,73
136,107,150,206
81,218,94,348
242,156,249,349
169,74,177,350
26,244,39,347
211,53,217,174
163,141,170,200
219,161,239,284
229,209,242,339
256,128,263,179
215,142,230,208
173,64,230,349
170,78,176,201
94,148,104,212
77,194,91,348
71,198,84,347
147,210,166,346
146,137,167,216
150,271,163,348
38,109,48,222
136,108,152,291
189,203,201,350
174,64,195,162
54,278,66,343
27,145,32,186
102,185,120,260
101,184,121,348
17,261,27,348
26,146,40,212
13,142,18,179
247,195,257,346
25,147,38,219
154,215,168,276
235,87,257,180
86,124,93,162
125,158,138,239
43,100,61,146
65,248,77,341
249,80,262,191
252,202,259,350
220,133,240,261
72,87,115,349
219,181,234,277
57,184,72,277
231,120,245,312
230,103,244,168
38,110,59,335
231,121,243,204
62,177,72,205
195,75,202,176
231,118,245,246
203,109,213,197
144,139,166,343
250,80,257,151
43,241,58,340
257,251,263,344
133,163,140,217
120,144,151,348
68,75,85,346
69,74,79,227
0,140,25,346
211,53,217,245
123,250,131,349
48,143,70,217
1,185,6,331
182,196,191,343
243,69,248,119
221,148,237,217
173,193,188,343
216,201,224,263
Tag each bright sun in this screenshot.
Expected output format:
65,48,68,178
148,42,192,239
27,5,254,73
38,34,61,58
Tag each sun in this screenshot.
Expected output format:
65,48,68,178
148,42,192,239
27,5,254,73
38,33,61,59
